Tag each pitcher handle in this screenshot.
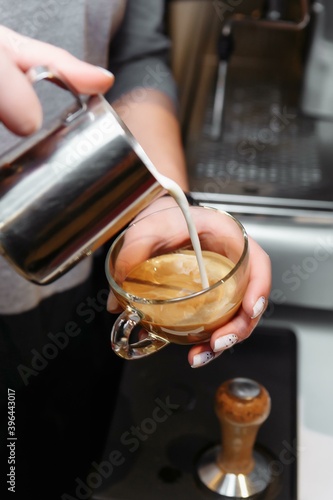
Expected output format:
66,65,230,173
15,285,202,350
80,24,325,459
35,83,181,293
27,65,87,123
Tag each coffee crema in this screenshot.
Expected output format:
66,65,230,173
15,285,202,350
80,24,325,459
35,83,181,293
120,250,242,344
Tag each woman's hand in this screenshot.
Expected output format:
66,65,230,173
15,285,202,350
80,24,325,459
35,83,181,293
107,196,272,367
0,25,114,136
188,235,271,368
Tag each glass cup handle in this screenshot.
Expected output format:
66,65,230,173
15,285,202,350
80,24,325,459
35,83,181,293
111,309,170,360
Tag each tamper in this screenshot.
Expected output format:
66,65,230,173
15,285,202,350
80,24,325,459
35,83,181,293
196,377,272,498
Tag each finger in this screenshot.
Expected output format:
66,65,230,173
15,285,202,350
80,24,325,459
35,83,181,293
187,311,254,368
0,26,114,94
188,344,223,368
241,237,272,319
188,237,272,367
107,291,122,314
212,306,258,346
187,311,252,367
0,47,42,135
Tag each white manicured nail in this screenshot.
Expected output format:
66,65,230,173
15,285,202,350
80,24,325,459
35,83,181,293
191,351,215,368
97,66,114,78
213,334,238,353
251,296,266,319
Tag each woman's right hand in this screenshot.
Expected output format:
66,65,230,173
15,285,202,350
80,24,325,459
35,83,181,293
0,25,114,136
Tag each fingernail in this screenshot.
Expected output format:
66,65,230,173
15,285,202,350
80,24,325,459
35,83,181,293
97,66,114,78
213,334,238,353
251,296,266,319
191,351,215,368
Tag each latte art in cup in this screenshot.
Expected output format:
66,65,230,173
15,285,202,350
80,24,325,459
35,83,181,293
118,250,242,344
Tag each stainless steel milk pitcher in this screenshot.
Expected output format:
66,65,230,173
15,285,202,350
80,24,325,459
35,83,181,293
0,67,163,284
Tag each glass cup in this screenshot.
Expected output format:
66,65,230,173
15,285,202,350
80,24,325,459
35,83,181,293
105,205,249,360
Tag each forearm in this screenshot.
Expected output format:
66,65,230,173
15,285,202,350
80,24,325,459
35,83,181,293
112,88,189,191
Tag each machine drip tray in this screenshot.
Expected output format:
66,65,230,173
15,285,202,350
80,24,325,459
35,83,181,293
187,78,333,213
94,326,297,500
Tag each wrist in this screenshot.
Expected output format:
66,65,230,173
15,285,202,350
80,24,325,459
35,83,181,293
161,192,200,206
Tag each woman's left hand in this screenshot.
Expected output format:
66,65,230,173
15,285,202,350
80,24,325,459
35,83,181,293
107,196,272,368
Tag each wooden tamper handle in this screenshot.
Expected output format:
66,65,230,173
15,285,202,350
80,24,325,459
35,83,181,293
196,377,273,498
215,378,271,475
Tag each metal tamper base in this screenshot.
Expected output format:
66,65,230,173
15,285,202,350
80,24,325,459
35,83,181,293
196,378,273,498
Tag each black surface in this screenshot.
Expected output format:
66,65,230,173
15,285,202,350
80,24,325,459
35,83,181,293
93,326,297,500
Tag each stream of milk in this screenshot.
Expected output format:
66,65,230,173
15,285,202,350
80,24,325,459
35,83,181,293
132,142,209,289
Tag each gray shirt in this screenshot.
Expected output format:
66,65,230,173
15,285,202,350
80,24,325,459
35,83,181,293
0,0,177,314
